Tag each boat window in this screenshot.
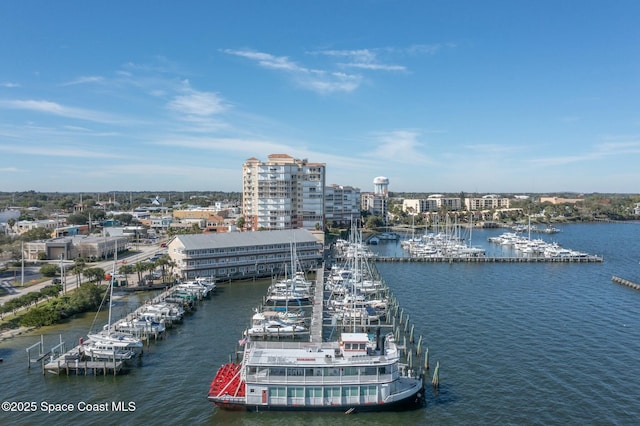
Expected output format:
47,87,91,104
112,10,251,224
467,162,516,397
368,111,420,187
269,387,285,397
286,388,304,398
344,386,359,396
269,367,286,376
323,387,340,397
342,367,358,376
305,388,322,397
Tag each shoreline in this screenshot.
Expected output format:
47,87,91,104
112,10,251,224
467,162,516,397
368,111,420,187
0,325,35,342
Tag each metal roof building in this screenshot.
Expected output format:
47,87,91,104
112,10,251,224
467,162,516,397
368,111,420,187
168,229,323,281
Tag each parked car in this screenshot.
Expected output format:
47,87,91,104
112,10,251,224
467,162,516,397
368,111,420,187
52,278,61,284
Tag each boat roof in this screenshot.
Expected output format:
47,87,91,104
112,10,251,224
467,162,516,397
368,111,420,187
245,334,393,367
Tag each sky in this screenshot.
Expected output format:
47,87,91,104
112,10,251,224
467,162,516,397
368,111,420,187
0,1,639,194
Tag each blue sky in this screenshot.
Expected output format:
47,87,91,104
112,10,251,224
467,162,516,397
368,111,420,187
1,1,638,194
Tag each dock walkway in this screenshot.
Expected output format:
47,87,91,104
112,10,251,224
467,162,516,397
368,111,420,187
309,268,324,342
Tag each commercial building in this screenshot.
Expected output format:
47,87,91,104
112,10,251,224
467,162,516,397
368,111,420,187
168,229,323,280
242,154,326,231
23,235,129,261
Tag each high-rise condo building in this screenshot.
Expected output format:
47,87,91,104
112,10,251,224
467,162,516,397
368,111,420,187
242,154,326,231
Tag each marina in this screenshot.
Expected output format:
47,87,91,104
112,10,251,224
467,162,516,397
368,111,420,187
26,277,215,376
1,223,639,424
207,232,434,412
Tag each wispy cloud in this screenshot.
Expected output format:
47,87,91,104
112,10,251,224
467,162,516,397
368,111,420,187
153,135,296,156
1,82,20,88
61,76,105,86
165,80,230,133
0,99,123,124
0,166,20,172
527,137,640,167
365,130,433,164
314,48,406,72
0,143,124,159
167,80,227,116
223,49,362,94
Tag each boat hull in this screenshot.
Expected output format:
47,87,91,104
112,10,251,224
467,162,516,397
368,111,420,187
210,387,425,412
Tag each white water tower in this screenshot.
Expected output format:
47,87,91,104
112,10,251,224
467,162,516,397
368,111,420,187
373,176,389,195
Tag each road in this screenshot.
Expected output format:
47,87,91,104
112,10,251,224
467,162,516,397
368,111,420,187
0,244,166,305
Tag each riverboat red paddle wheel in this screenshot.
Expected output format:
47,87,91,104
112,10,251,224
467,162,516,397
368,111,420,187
208,363,246,409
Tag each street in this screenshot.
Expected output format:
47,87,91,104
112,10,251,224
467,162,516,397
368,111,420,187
0,244,165,305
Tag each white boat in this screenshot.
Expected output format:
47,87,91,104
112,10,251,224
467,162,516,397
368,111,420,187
245,311,308,338
80,339,136,361
207,331,424,411
86,245,143,358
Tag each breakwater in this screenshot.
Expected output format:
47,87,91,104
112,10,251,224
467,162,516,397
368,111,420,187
611,275,640,290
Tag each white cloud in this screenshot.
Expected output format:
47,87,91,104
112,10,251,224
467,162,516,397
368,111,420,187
223,48,363,94
0,99,123,124
315,48,406,72
61,76,105,86
0,143,124,159
1,82,20,88
167,83,227,116
365,130,433,164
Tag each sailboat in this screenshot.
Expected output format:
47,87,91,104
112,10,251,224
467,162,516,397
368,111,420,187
83,244,143,361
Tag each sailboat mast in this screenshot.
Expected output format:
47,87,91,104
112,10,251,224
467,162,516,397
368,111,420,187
108,242,117,330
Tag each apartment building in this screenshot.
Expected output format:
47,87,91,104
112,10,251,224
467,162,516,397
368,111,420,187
325,184,361,226
402,195,463,214
242,154,326,231
465,195,511,211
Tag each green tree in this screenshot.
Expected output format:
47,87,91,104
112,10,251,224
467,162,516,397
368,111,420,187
83,267,106,284
39,263,60,277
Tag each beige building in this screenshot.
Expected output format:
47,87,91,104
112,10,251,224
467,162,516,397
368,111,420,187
539,197,584,205
465,195,511,211
402,195,462,214
242,154,326,231
24,235,129,261
325,184,361,225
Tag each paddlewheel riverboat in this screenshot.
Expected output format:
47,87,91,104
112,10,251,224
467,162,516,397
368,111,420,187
207,331,424,412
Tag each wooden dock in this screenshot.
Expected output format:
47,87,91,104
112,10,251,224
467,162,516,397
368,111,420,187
309,268,324,342
43,348,125,376
373,255,603,263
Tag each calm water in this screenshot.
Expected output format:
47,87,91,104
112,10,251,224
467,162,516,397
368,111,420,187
1,223,639,425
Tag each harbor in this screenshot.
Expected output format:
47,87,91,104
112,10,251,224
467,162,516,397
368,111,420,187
1,222,639,424
207,234,436,411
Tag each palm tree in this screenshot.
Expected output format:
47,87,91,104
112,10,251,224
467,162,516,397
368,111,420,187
118,264,134,287
133,261,147,286
156,255,172,283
